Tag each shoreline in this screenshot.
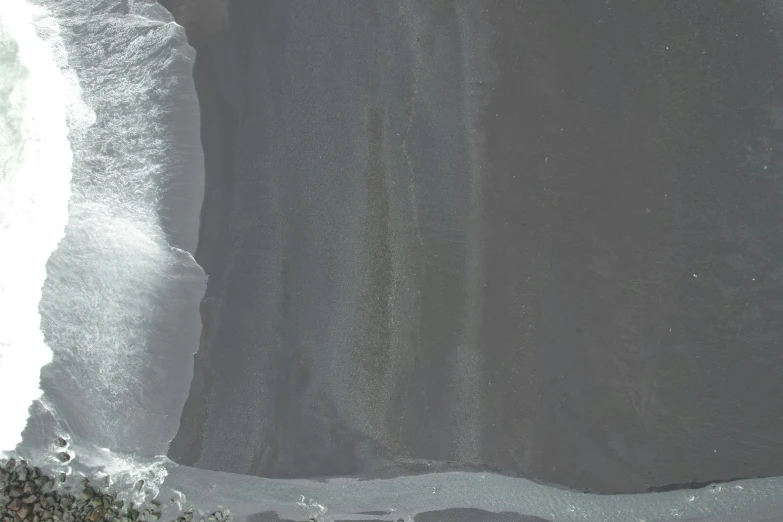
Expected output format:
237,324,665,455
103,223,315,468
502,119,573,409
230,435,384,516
155,0,235,467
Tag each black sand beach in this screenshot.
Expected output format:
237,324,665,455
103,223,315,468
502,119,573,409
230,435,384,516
162,0,783,494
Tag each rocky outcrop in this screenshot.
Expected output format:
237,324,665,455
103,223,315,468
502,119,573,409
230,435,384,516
0,459,229,522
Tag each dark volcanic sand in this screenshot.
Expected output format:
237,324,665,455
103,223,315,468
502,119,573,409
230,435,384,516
165,0,783,494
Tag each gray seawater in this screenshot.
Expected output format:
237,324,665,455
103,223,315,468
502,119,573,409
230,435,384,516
3,0,783,520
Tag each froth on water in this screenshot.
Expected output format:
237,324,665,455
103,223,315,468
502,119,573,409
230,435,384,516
0,0,92,453
1,0,204,490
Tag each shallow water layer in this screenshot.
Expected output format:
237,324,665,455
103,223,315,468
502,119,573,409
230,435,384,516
162,463,783,522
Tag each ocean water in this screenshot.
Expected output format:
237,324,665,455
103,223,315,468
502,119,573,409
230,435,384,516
0,0,204,492
4,0,783,520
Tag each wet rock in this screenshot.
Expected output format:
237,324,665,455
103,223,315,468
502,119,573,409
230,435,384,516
55,454,70,464
81,488,95,501
0,459,229,522
89,507,106,522
54,438,67,448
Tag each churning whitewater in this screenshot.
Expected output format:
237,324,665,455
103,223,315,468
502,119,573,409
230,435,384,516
0,0,90,453
0,0,205,488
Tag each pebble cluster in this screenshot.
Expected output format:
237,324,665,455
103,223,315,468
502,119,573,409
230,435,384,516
0,458,229,522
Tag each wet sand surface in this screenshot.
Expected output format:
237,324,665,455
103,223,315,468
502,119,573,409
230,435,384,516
164,0,783,494
249,511,549,522
250,512,550,522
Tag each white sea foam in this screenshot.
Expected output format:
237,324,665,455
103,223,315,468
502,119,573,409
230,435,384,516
0,0,93,453
73,445,170,500
23,0,205,467
0,0,204,488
